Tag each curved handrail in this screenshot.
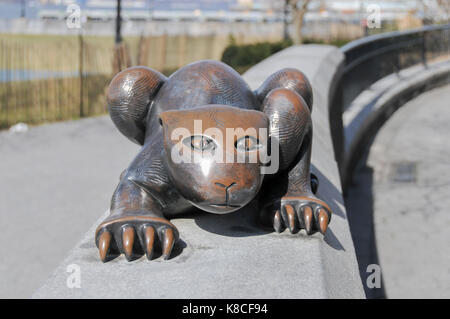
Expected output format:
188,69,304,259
329,24,450,174
340,24,449,53
341,63,450,190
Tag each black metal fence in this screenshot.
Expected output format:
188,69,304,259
329,24,450,182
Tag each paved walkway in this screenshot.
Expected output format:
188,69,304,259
0,116,139,298
348,85,450,298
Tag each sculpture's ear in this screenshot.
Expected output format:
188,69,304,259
108,66,167,145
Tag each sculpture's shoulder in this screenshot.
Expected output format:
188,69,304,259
166,60,251,93
171,60,243,80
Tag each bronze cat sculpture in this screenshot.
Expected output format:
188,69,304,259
96,60,332,262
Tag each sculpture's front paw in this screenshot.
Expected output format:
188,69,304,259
262,196,332,235
95,216,179,262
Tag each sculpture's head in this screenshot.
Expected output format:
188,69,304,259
159,105,269,214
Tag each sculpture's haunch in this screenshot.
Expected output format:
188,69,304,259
95,60,332,262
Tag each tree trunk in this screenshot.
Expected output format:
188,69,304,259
292,0,310,45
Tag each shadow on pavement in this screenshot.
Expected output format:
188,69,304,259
345,164,386,299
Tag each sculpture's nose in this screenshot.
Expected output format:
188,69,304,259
214,181,236,190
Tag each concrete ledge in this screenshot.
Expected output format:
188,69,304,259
33,45,365,299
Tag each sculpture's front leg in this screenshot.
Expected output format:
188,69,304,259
258,85,332,235
268,192,332,235
95,176,179,262
261,149,332,236
95,140,182,262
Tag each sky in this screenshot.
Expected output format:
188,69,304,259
0,1,240,19
0,1,426,20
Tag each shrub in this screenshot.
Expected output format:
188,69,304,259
221,37,351,74
221,39,293,74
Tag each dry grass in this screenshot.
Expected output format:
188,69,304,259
0,32,282,129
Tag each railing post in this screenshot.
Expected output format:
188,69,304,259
422,30,427,66
78,33,84,118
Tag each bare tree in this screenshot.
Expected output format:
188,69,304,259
419,0,450,24
286,0,311,45
436,0,450,23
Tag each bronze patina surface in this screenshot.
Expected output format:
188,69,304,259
96,61,332,262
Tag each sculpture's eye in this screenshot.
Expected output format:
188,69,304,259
235,136,262,152
183,135,216,151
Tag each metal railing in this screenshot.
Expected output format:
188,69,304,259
329,24,450,185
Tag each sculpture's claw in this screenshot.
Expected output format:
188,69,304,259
273,210,285,233
122,226,135,261
302,205,313,234
283,204,298,234
317,208,329,235
262,195,331,236
143,225,156,260
95,215,179,262
161,228,175,260
98,230,111,263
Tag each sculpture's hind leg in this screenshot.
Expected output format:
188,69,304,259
258,87,331,235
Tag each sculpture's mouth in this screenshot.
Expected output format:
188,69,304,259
210,203,241,208
188,200,243,214
206,202,242,214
